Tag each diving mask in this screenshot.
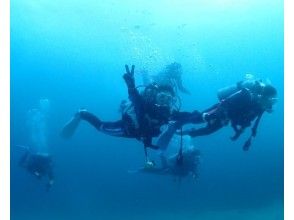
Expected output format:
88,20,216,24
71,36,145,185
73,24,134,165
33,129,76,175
155,91,174,107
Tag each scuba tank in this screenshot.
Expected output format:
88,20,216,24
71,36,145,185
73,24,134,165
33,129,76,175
217,85,239,101
217,79,264,101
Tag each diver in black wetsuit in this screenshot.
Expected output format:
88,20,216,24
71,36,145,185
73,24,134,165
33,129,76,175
61,65,191,164
130,145,201,181
182,81,278,150
156,79,278,151
19,148,54,191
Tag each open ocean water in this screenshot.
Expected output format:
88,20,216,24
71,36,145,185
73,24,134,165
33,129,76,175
11,0,284,219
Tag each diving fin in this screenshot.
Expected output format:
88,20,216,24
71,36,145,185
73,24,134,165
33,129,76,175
60,113,81,139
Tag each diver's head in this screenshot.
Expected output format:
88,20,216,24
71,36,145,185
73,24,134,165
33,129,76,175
155,85,175,108
263,84,277,97
166,62,182,76
143,83,175,106
258,84,278,112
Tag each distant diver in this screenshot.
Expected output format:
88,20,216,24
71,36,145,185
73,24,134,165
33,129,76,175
157,77,278,151
18,146,54,191
61,65,198,166
129,145,201,182
18,98,54,191
141,62,190,94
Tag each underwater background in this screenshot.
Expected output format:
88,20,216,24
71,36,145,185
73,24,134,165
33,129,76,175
11,0,284,219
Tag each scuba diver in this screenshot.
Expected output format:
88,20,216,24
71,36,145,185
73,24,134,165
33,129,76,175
61,65,183,165
18,146,54,191
186,79,277,151
128,142,201,182
18,98,54,191
157,77,278,151
141,62,190,94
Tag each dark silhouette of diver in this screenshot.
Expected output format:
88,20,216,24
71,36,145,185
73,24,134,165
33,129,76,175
157,79,278,151
187,81,277,150
61,65,194,164
18,146,54,191
129,146,201,182
142,62,190,94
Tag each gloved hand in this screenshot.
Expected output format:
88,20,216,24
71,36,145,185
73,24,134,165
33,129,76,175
123,64,135,88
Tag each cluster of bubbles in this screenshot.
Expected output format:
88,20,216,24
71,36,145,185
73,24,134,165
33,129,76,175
26,98,51,154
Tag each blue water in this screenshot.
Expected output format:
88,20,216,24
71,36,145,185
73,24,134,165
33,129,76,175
11,0,284,219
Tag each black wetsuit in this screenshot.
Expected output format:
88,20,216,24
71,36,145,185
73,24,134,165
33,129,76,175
19,151,54,190
78,74,173,150
188,88,264,138
77,65,202,151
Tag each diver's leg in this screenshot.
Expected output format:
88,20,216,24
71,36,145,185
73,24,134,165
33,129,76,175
79,110,127,137
79,110,102,130
98,120,127,137
177,78,190,94
61,110,83,138
61,110,126,138
189,121,223,137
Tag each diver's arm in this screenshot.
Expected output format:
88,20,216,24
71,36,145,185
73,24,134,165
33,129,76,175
123,65,142,104
123,64,135,88
170,110,203,125
177,78,190,94
242,112,264,151
230,109,263,141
